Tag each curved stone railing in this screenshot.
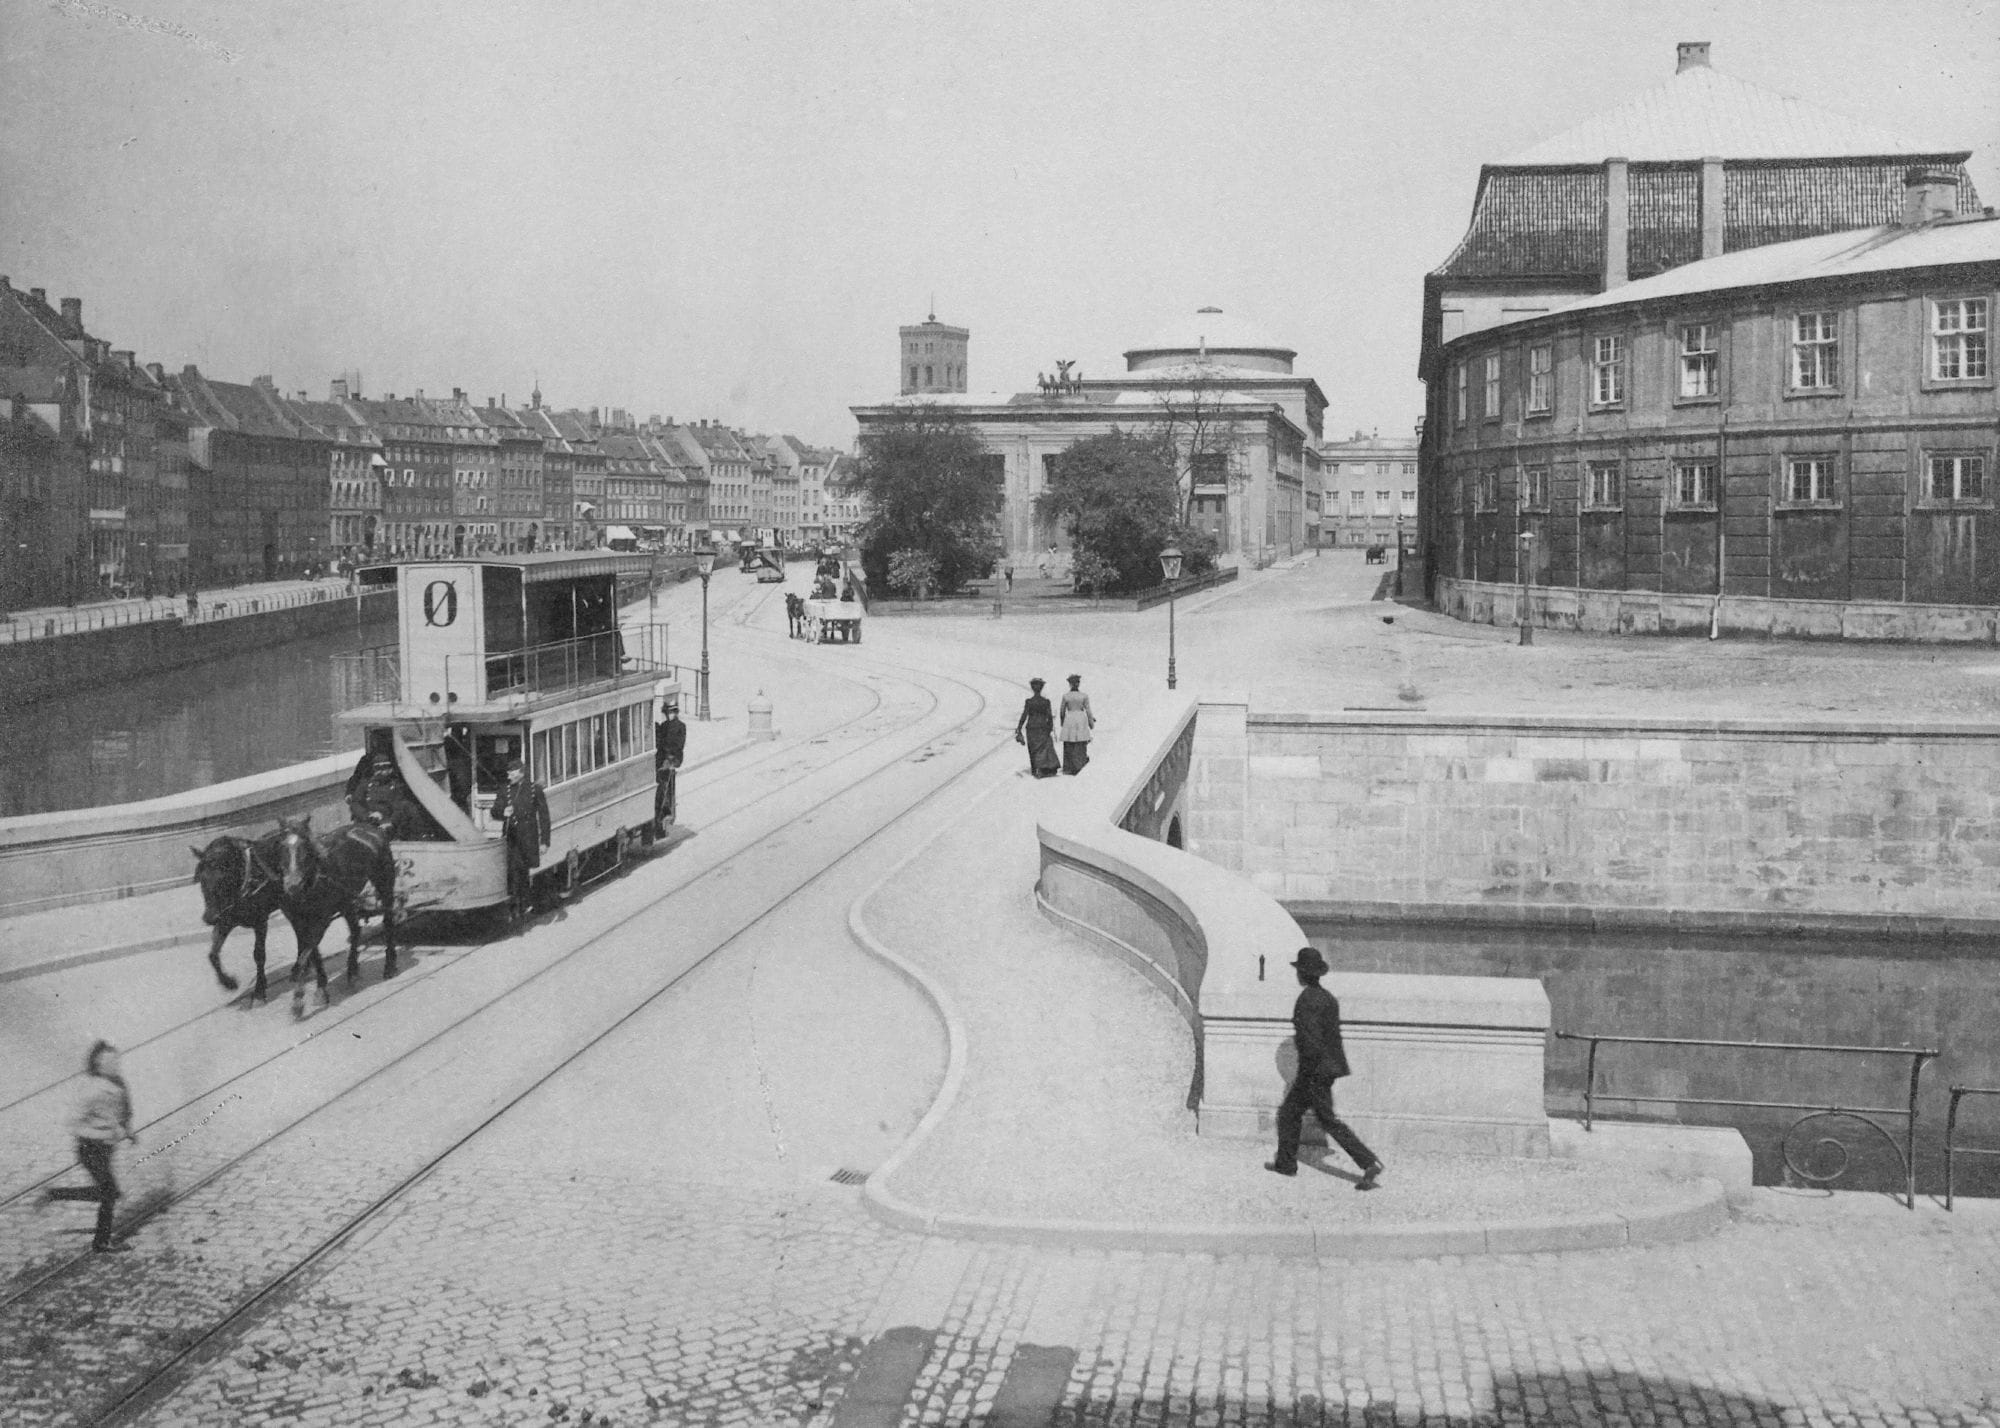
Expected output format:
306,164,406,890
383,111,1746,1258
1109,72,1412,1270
0,755,356,917
1034,690,1553,1159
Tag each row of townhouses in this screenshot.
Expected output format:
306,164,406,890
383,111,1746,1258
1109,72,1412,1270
0,279,859,607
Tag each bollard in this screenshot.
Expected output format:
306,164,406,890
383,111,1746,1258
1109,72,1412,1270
992,599,1003,619
747,690,776,740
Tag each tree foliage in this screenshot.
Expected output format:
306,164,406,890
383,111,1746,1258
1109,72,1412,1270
885,548,941,599
844,405,1003,596
1150,363,1250,524
1036,429,1218,596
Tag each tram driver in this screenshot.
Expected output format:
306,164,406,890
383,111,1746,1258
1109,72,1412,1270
654,699,686,836
493,758,551,921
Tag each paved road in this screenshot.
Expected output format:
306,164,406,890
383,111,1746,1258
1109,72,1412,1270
5,555,1998,1426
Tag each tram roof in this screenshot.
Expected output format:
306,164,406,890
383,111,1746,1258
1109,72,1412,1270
360,551,666,587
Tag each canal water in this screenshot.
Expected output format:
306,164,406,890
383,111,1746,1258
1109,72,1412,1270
1299,918,2000,1200
0,621,376,818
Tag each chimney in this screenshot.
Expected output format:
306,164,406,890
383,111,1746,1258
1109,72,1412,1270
1699,156,1726,259
253,374,276,391
30,288,46,306
1603,156,1630,289
1902,166,1960,227
111,349,134,370
331,378,349,401
146,362,165,383
1676,41,1710,73
486,395,495,408
452,386,465,402
60,297,83,330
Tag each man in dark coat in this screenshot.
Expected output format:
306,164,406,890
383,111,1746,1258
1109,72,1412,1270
653,701,686,836
1265,946,1384,1189
492,758,550,920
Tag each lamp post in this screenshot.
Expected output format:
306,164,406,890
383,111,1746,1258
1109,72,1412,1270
1516,530,1535,646
1159,545,1183,690
694,544,716,721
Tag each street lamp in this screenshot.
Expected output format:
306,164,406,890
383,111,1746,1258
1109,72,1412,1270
694,544,716,721
1516,530,1535,646
1159,545,1183,691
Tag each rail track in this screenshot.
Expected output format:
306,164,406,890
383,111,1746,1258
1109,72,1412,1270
3,600,1019,1428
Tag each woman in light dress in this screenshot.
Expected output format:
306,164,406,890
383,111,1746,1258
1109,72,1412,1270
1059,674,1094,775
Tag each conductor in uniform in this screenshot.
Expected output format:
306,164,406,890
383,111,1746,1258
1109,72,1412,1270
1265,946,1384,1190
654,699,687,836
492,757,550,921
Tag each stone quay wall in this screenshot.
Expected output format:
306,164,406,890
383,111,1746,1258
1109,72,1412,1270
1439,575,2000,645
0,587,395,712
1226,708,2000,934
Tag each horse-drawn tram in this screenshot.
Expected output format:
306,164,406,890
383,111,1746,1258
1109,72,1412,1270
343,553,676,917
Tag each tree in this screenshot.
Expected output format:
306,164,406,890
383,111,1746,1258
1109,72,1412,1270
1036,429,1214,596
885,548,940,599
843,405,1003,597
1150,361,1250,525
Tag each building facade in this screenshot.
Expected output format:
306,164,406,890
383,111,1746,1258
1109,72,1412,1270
1430,186,2000,622
1320,429,1421,548
171,369,332,584
1417,41,1983,596
854,307,1326,567
340,393,455,560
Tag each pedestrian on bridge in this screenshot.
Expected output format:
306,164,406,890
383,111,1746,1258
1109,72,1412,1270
43,1040,137,1252
1059,674,1094,775
1014,678,1060,778
1265,947,1383,1191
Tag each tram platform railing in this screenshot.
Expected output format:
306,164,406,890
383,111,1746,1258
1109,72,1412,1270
476,623,672,702
1554,1031,1939,1209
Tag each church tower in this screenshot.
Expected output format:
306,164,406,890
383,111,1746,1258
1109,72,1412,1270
899,308,969,395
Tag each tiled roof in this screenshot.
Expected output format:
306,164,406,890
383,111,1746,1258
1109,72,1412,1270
194,379,311,439
1535,212,2000,320
1502,64,1956,164
285,398,381,446
1434,159,1984,280
0,365,68,403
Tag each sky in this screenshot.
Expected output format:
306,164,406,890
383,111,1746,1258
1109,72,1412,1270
5,0,1997,449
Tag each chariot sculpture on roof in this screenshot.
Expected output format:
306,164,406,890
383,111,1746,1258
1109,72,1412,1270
1037,360,1084,397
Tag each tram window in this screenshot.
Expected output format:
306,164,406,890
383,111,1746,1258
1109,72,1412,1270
592,715,608,769
532,730,551,784
562,723,579,780
614,707,629,760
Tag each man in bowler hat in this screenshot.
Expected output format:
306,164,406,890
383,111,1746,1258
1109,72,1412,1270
1266,946,1384,1190
492,757,550,922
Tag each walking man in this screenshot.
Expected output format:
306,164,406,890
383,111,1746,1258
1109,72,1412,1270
44,1040,137,1252
654,699,686,836
1265,946,1384,1190
492,758,550,921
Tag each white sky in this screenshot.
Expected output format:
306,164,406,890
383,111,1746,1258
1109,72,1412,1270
5,0,1996,448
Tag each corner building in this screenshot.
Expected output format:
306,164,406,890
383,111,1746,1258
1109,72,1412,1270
1431,178,1999,630
1416,40,1984,624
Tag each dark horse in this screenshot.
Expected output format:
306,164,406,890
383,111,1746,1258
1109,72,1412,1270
191,834,289,1002
268,816,400,1016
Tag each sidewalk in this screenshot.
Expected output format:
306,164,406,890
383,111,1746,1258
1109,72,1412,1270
847,673,1724,1258
0,575,353,642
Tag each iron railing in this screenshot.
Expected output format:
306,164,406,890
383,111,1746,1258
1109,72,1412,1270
0,578,359,642
458,623,672,703
1556,1031,1940,1209
1945,1085,2000,1211
330,643,402,710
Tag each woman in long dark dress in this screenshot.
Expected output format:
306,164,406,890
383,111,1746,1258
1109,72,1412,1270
1014,678,1061,778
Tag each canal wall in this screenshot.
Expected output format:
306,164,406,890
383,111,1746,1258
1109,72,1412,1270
0,588,395,713
1187,701,2000,935
0,754,353,917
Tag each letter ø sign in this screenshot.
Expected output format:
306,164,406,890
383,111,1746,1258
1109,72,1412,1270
422,580,459,627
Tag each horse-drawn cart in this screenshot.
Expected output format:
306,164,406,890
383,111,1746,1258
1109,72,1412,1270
805,594,863,643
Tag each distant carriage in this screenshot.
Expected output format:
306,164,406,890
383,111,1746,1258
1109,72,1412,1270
340,553,677,919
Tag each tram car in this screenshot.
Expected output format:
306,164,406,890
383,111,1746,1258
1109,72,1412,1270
342,553,677,917
804,560,865,643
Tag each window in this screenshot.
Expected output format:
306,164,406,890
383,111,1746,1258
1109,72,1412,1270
1473,474,1497,512
1483,354,1501,419
1928,454,1986,502
1348,491,1364,516
923,365,933,385
1519,466,1549,510
1454,364,1467,423
1932,299,1990,381
1790,312,1839,391
1402,462,1416,476
1672,461,1717,507
1589,336,1625,407
1585,461,1621,509
1526,344,1552,414
1679,324,1719,399
1785,456,1837,504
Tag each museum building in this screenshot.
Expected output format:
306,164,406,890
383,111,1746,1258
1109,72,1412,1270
1429,172,2000,633
852,307,1325,567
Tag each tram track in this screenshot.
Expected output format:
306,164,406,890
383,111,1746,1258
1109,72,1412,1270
0,636,896,1195
4,622,1020,1428
0,575,854,1128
